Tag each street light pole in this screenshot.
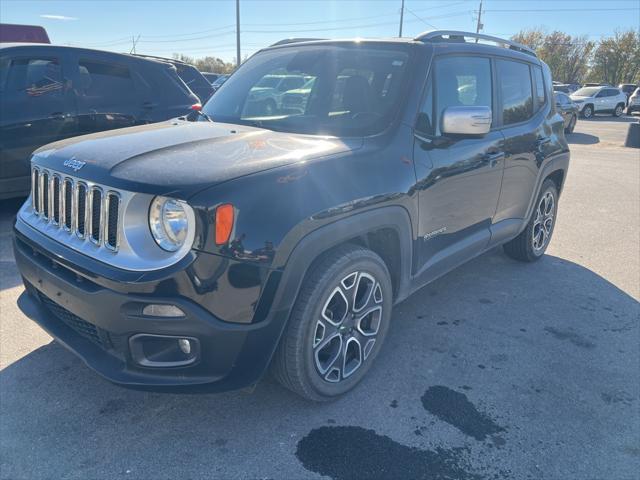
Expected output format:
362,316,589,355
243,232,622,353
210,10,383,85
236,0,241,67
398,0,404,37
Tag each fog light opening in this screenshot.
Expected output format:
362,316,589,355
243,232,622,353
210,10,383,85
142,304,185,318
178,338,191,355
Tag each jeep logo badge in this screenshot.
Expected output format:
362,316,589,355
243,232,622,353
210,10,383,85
63,158,86,172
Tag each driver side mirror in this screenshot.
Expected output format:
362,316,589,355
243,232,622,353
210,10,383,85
441,106,492,136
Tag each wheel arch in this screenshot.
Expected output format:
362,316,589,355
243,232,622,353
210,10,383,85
271,206,414,317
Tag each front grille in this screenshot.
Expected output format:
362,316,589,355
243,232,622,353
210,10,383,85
38,292,112,349
30,167,121,252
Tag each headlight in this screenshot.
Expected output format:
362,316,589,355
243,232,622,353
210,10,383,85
149,196,190,251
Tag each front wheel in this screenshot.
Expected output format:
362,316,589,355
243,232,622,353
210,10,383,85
271,244,393,401
581,105,594,118
503,179,559,262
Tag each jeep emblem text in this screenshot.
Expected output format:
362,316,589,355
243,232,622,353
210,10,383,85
63,158,86,172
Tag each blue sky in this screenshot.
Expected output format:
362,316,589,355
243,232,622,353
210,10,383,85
2,0,639,62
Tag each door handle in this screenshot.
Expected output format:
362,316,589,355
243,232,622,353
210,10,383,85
483,151,504,167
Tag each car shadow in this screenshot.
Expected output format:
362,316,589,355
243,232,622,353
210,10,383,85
566,132,599,145
582,115,639,123
1,249,638,478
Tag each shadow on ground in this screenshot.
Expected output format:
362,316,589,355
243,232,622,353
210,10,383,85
566,132,599,145
1,250,638,479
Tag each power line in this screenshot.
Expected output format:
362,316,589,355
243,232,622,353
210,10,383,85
405,7,438,30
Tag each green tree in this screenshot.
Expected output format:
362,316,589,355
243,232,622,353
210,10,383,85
172,53,236,74
512,29,594,84
586,31,640,85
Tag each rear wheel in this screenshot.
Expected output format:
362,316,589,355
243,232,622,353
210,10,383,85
272,244,393,401
503,179,558,262
613,103,624,117
581,104,594,118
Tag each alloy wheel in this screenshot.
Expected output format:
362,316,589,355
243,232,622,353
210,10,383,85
313,271,383,383
532,191,555,252
583,106,593,118
615,105,623,117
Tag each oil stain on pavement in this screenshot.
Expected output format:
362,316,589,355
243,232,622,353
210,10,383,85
296,426,482,480
421,386,505,441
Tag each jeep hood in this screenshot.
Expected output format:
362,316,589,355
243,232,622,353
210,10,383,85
32,120,362,198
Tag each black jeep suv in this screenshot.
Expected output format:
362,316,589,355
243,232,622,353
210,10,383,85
14,31,570,401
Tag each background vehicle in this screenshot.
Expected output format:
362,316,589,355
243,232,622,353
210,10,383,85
618,83,638,103
0,23,50,43
15,31,569,401
554,92,578,133
0,44,199,199
210,74,229,93
570,85,627,118
626,87,640,114
202,72,220,84
133,54,213,102
245,74,309,115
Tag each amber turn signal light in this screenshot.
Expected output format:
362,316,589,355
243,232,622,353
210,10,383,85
215,203,234,245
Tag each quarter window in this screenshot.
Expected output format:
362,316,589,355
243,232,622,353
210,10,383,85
533,66,545,108
433,56,492,134
77,59,136,106
497,59,533,125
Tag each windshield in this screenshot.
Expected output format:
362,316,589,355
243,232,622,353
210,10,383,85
202,44,411,136
212,75,228,86
572,87,600,97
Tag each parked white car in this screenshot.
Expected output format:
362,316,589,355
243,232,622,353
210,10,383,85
570,86,627,118
626,88,640,115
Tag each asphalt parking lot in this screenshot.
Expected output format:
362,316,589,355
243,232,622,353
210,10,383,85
1,115,638,480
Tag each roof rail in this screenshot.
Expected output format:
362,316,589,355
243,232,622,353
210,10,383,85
270,38,325,47
414,30,536,57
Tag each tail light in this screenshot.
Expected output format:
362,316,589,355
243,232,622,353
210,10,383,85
191,103,202,111
215,203,234,245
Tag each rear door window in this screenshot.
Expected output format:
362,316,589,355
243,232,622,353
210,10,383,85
77,59,136,107
4,57,63,97
497,59,533,125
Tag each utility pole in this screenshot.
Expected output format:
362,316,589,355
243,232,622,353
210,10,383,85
398,0,405,37
236,0,241,67
475,0,483,40
130,34,140,54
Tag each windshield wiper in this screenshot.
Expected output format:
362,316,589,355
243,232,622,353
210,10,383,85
195,110,213,122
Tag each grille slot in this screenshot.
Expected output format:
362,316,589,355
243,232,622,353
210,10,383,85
63,178,73,230
76,183,87,238
106,193,120,250
29,167,121,252
52,175,61,225
89,187,102,244
32,168,40,213
41,171,49,219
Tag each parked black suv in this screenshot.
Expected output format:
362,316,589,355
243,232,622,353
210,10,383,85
0,44,200,199
14,32,570,401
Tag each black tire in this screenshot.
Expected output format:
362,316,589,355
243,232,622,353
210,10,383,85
271,244,393,401
581,104,594,119
263,99,276,116
503,179,559,262
613,103,624,117
564,114,576,134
